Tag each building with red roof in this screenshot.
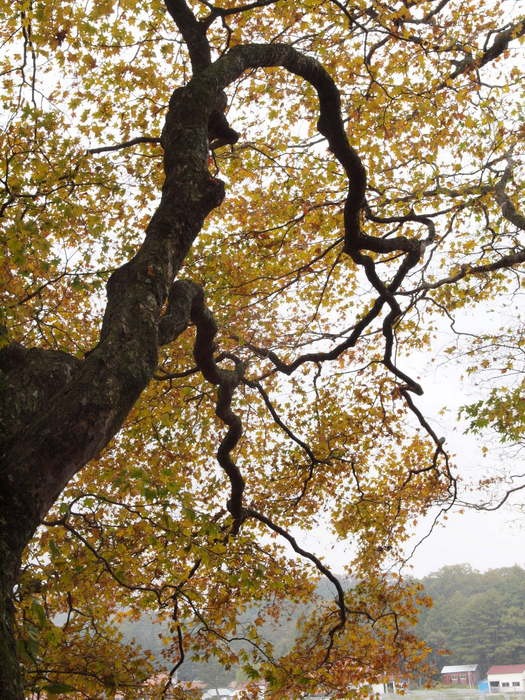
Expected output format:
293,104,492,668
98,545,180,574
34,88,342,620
487,665,525,692
441,665,479,688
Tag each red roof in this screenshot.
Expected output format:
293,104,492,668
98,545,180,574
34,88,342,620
488,665,525,675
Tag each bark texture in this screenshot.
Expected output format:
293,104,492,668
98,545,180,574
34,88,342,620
2,0,524,693
0,554,23,699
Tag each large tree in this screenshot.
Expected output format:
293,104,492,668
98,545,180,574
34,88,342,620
0,0,523,697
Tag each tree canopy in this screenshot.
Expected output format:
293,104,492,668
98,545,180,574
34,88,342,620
0,0,523,698
116,565,525,685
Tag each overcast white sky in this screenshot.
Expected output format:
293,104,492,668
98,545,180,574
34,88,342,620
299,300,525,580
406,505,524,578
404,309,524,578
308,461,525,580
309,0,525,581
411,359,523,578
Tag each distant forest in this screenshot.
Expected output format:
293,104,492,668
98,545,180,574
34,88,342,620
416,564,525,678
120,564,525,685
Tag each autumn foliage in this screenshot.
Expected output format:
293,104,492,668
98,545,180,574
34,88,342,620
0,0,523,697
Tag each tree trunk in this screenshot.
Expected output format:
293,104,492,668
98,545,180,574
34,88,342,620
0,70,220,692
0,539,24,700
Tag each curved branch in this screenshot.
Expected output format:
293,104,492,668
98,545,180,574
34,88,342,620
449,17,525,80
461,480,525,512
87,136,161,155
161,598,185,698
164,0,212,72
243,506,375,664
158,279,203,346
199,0,281,24
207,43,367,245
199,44,428,393
494,156,525,232
189,290,246,532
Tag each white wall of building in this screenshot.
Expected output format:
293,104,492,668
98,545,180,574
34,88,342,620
488,671,525,692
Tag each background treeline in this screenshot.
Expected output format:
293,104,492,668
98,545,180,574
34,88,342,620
416,564,525,678
120,565,525,685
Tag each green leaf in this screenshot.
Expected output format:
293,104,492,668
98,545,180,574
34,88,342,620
42,683,78,695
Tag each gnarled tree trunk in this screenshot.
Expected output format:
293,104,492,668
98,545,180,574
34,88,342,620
0,55,225,693
0,542,24,699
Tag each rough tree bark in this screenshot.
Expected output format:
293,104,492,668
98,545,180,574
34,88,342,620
0,50,224,695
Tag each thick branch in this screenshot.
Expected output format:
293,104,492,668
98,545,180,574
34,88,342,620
189,290,246,532
164,0,212,72
200,43,367,245
494,157,525,232
200,0,281,23
1,60,224,553
449,18,525,80
158,279,203,346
